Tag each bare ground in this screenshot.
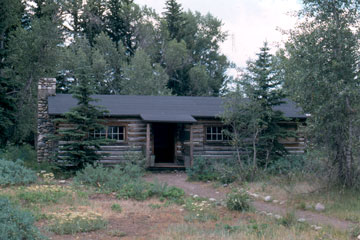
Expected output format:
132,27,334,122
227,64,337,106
144,172,354,231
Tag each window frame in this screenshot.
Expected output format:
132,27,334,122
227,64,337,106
90,124,127,143
204,125,230,143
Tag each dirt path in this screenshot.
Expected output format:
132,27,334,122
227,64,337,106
145,172,354,231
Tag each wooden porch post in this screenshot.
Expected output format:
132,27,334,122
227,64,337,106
190,124,194,167
146,123,151,166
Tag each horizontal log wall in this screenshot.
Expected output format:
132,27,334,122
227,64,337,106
188,119,306,163
58,118,149,166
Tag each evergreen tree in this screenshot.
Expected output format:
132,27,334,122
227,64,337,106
106,0,141,55
0,0,24,145
163,0,184,41
62,0,83,35
222,43,289,174
242,42,288,167
53,77,110,169
80,0,106,46
3,0,63,144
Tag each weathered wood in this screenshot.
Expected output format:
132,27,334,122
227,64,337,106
194,154,234,159
190,124,194,166
146,123,151,166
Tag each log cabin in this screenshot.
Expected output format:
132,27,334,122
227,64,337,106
37,78,306,168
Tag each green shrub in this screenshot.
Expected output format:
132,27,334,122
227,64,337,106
74,163,144,192
17,185,69,205
48,212,107,235
267,155,306,175
0,197,44,240
186,157,241,183
0,144,36,164
0,159,37,186
117,180,151,201
278,211,296,227
111,203,122,212
123,151,146,168
161,186,185,203
226,190,251,212
186,157,219,181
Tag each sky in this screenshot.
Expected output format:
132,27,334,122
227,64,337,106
134,0,302,70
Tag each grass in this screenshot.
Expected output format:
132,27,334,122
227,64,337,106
243,174,360,224
48,210,107,235
159,215,349,240
290,188,360,223
0,171,355,239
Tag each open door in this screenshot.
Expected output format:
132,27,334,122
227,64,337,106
152,123,176,163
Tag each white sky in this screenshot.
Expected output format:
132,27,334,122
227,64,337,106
135,0,302,69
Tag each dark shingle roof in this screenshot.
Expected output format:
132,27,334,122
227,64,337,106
48,94,306,120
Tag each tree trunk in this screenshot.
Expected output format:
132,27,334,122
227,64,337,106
344,119,353,186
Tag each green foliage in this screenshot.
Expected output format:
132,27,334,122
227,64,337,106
183,197,219,222
226,190,251,212
3,1,63,144
49,215,107,235
0,1,23,146
0,197,44,240
281,0,360,187
0,159,37,186
117,180,151,201
74,162,145,191
267,155,306,175
106,0,141,55
117,180,185,203
0,144,36,164
223,42,289,176
278,211,296,228
186,157,219,182
121,49,171,95
80,0,106,46
52,75,112,169
351,225,360,238
17,185,69,205
164,0,185,41
187,157,241,184
111,203,122,212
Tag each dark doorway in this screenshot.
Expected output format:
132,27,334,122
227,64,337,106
153,123,176,163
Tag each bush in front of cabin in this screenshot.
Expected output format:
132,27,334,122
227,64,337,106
226,190,251,212
0,144,36,166
0,197,44,240
73,162,145,192
186,157,219,182
0,159,37,186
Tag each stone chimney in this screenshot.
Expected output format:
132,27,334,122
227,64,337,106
37,78,56,162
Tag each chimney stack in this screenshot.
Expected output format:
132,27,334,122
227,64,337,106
37,78,56,162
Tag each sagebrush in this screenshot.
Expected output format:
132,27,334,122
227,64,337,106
0,159,37,186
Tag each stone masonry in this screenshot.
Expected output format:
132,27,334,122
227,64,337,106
37,78,56,162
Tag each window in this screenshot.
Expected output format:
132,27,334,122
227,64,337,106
206,126,230,141
107,126,125,141
91,126,125,141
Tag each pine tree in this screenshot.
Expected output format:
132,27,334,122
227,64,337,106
0,0,24,145
242,42,288,167
80,0,106,46
53,77,111,169
106,0,141,56
223,42,289,172
163,0,184,41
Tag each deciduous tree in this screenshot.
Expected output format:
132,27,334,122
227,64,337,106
281,0,360,187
